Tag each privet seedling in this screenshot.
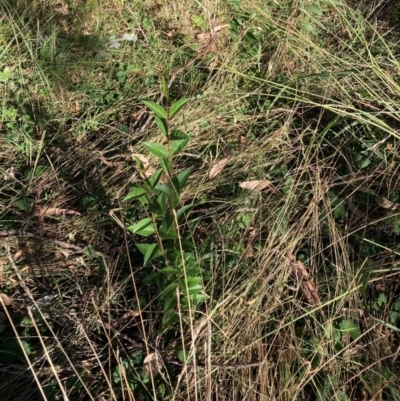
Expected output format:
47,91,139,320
123,84,205,326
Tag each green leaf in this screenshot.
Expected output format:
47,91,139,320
169,98,190,118
159,225,179,240
159,157,172,176
179,277,202,295
123,187,147,202
170,129,189,140
163,295,177,312
171,137,190,156
154,183,170,195
161,282,178,300
168,191,180,209
128,218,155,236
162,309,178,326
171,169,191,194
190,293,208,305
136,243,152,255
186,262,201,276
176,204,195,223
144,142,168,159
306,3,323,15
155,115,168,136
159,266,178,275
144,243,161,264
177,349,193,363
149,168,164,187
339,320,361,340
157,192,166,213
15,198,30,211
303,23,316,34
141,100,167,119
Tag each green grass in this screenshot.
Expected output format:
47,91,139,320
1,0,400,400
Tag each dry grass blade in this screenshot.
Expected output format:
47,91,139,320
209,157,229,179
239,180,273,192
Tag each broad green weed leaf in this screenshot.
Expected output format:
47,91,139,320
176,204,195,223
123,187,147,201
171,138,190,156
306,3,323,15
339,320,361,340
144,142,168,159
162,309,178,326
303,23,316,34
128,218,154,235
136,225,155,236
144,243,161,264
170,129,189,140
149,168,164,187
168,191,180,209
180,277,202,295
163,295,177,311
154,183,170,195
159,266,178,274
159,226,178,240
177,349,193,363
159,157,172,176
155,115,168,136
171,169,191,193
169,98,190,118
136,243,152,255
142,100,167,119
157,192,166,213
161,282,178,300
190,293,208,304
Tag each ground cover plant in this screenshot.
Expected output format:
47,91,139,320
1,0,400,400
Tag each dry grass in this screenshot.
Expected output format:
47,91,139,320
1,0,400,400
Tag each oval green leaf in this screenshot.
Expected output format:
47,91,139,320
128,218,155,236
144,243,161,264
123,187,147,202
169,98,190,118
171,137,190,156
155,115,168,136
142,100,167,119
144,142,169,159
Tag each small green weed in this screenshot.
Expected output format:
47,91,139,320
122,84,205,327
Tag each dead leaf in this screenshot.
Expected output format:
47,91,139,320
34,207,81,217
287,253,322,307
143,352,163,379
279,345,297,363
0,293,19,307
376,196,398,211
209,158,229,179
239,180,272,192
13,250,24,261
130,152,150,169
213,24,230,33
195,24,229,41
4,167,16,182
